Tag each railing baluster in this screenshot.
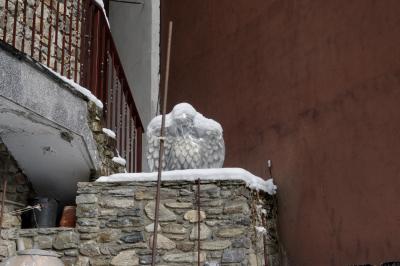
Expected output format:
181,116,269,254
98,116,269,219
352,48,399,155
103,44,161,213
2,0,9,42
12,0,18,47
31,0,37,58
21,0,27,53
74,0,81,82
46,0,53,67
61,0,67,75
119,79,123,154
53,0,60,71
67,0,73,78
38,0,44,62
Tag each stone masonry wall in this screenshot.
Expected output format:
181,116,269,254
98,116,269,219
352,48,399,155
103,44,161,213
0,0,82,81
74,180,280,266
0,137,35,261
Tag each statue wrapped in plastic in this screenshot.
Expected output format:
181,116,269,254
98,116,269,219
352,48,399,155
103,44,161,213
147,103,225,171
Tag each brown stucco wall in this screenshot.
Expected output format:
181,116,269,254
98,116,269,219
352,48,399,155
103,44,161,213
161,0,400,265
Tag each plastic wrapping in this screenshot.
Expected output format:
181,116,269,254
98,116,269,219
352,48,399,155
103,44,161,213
147,103,225,171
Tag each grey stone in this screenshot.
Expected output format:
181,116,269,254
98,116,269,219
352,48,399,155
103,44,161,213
111,250,139,265
176,242,195,252
148,234,176,250
79,241,101,256
224,201,250,214
232,237,251,248
76,194,97,204
201,240,231,250
206,207,223,215
120,232,144,243
77,218,99,227
163,252,207,263
134,191,154,200
53,231,79,250
217,227,245,238
144,201,176,221
117,207,141,217
97,229,121,243
190,223,211,240
164,202,192,208
222,249,246,263
106,218,132,228
139,255,160,264
76,204,98,218
34,235,53,249
108,188,135,196
100,197,134,208
184,210,206,222
64,249,79,256
161,223,187,234
145,223,161,232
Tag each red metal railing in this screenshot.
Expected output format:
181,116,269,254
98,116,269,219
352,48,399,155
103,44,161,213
0,0,143,172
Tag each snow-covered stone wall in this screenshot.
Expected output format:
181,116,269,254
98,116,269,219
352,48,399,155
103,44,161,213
74,178,280,265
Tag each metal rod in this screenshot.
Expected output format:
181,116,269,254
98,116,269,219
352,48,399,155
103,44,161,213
151,20,173,266
53,0,60,70
2,0,9,42
0,178,8,230
74,0,81,82
67,0,73,78
21,0,27,53
61,0,67,75
197,178,201,266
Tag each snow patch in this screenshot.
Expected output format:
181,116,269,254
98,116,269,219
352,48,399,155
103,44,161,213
41,64,103,109
94,0,110,28
102,128,116,139
112,156,126,166
255,226,267,235
96,168,277,195
147,103,223,134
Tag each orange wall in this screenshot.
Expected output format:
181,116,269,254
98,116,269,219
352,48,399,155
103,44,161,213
161,1,400,265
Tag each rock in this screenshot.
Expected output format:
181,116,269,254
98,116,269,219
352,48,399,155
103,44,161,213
76,256,90,266
64,249,79,256
135,191,154,200
145,223,161,232
79,241,101,256
97,228,121,243
164,202,192,208
106,218,132,228
149,234,176,250
53,231,79,250
163,252,207,263
139,255,160,264
176,242,195,252
144,201,176,221
221,249,246,263
206,207,223,215
184,210,206,222
217,227,245,238
108,188,135,196
120,232,144,243
201,240,231,250
161,223,187,234
100,197,134,208
190,224,211,240
0,241,16,257
232,237,251,248
117,208,141,217
111,250,139,266
77,218,99,227
164,233,186,240
34,235,53,249
76,204,98,218
223,201,250,214
76,194,97,204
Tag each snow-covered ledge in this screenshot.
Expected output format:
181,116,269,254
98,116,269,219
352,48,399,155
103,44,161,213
96,168,277,195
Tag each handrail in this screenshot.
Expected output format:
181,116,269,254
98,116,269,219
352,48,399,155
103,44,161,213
0,0,143,172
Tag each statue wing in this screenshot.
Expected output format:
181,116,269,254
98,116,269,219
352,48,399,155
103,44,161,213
201,131,225,168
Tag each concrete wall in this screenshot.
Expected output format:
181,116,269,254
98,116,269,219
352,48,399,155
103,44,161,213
109,0,159,128
161,1,400,265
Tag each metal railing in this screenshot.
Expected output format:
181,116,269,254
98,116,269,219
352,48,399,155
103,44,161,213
0,0,143,172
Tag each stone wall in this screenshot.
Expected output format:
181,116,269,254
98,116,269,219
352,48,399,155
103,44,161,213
75,179,280,265
0,137,35,261
0,0,82,81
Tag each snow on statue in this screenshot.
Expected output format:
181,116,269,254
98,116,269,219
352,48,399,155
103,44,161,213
147,103,225,171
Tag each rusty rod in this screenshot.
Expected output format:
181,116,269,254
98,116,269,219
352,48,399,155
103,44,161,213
0,178,8,230
12,0,18,47
151,20,173,266
197,178,201,266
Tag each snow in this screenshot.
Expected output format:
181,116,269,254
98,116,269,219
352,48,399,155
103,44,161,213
255,226,267,235
112,156,126,166
94,0,110,28
41,64,103,109
96,168,278,195
147,103,223,134
102,128,116,139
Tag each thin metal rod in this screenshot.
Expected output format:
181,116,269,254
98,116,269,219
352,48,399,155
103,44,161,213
151,20,173,266
0,178,8,230
197,178,201,266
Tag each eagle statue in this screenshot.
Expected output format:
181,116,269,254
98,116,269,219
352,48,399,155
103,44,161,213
146,103,225,171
